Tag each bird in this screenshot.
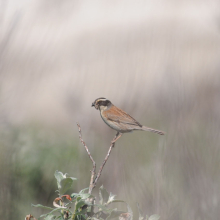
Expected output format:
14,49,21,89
92,97,164,143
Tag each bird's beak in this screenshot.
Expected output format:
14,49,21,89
91,102,95,107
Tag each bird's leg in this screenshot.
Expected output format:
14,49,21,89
111,132,122,145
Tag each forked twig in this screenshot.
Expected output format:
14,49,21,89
77,123,121,194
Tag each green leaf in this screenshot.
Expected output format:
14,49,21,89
107,192,116,204
71,193,79,199
103,199,133,220
40,213,49,218
31,204,54,210
54,171,67,189
75,198,92,211
78,193,92,200
39,207,72,219
95,204,113,213
50,207,71,214
54,170,76,193
75,200,87,210
44,214,56,220
106,209,125,220
109,199,125,203
60,177,76,195
79,188,89,194
99,185,109,205
76,213,87,220
148,214,160,220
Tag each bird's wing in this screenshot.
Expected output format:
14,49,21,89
105,106,142,127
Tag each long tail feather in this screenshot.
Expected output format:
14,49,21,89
141,126,165,135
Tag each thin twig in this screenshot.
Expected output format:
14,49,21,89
77,124,121,194
93,132,120,185
77,123,96,194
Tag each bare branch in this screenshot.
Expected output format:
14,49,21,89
77,123,96,194
93,132,121,185
77,124,122,194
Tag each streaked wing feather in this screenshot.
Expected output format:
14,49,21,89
106,106,142,127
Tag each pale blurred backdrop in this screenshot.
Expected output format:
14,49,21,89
1,0,220,219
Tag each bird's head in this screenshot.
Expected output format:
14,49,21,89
91,97,112,110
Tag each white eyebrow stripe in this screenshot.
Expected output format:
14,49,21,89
96,98,107,103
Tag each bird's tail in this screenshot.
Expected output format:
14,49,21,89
141,126,165,135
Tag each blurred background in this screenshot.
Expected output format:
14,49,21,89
1,0,220,219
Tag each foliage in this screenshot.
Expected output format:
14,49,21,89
137,203,160,220
30,171,160,220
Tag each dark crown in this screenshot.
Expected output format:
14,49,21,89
94,98,112,106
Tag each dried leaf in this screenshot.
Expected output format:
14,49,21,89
99,185,109,205
119,212,132,220
61,194,72,201
25,214,37,220
53,197,63,208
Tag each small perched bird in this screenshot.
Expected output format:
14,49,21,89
92,97,164,143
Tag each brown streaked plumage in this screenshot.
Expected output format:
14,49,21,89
92,98,164,143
